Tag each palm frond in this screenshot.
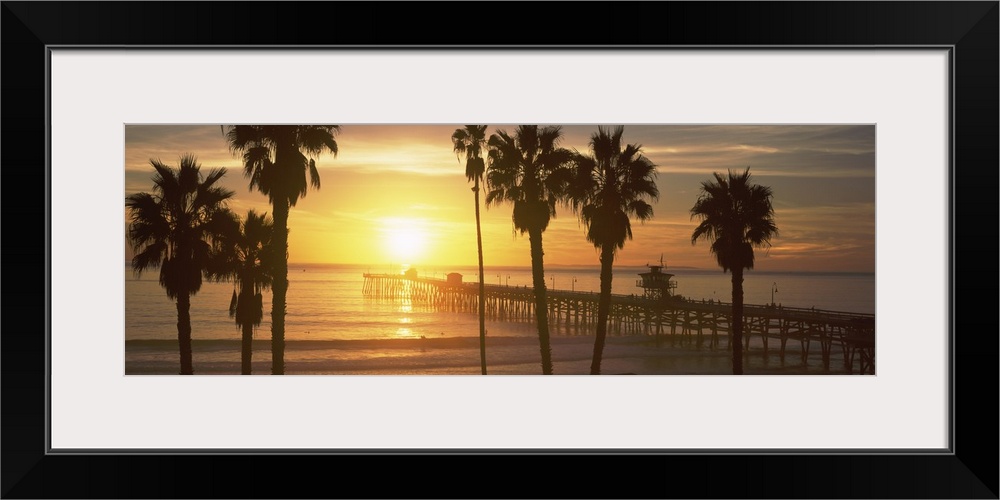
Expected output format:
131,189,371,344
296,125,340,156
485,125,575,235
126,155,236,298
569,126,659,252
224,125,338,207
308,158,321,190
690,167,777,273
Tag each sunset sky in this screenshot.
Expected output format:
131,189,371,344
124,124,875,272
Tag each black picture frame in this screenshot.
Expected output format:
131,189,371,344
3,2,997,498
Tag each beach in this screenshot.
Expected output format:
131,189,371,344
125,334,861,375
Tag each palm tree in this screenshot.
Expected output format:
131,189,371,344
452,125,489,375
570,126,659,375
207,210,274,375
690,168,777,375
486,125,575,375
125,155,235,375
223,125,340,375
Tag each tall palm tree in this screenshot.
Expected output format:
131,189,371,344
486,125,575,375
452,125,489,375
223,125,340,375
125,155,235,375
570,126,659,375
208,210,274,375
690,168,777,375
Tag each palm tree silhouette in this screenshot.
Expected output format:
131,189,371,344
690,168,777,375
223,125,340,375
452,125,489,375
207,210,274,375
125,155,235,375
486,125,575,375
570,126,659,375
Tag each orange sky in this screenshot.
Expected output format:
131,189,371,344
124,124,876,272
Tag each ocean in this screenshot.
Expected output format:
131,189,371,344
124,263,874,375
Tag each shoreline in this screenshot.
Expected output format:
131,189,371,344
126,335,865,376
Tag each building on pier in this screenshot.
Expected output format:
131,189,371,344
636,260,677,301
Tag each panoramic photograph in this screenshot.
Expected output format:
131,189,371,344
124,124,876,376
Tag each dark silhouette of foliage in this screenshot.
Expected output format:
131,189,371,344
223,125,339,375
690,168,777,374
570,126,659,374
207,210,274,375
125,155,235,375
452,125,489,375
486,125,575,375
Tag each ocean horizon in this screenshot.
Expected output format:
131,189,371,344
125,262,875,341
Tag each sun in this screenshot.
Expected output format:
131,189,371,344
382,219,427,264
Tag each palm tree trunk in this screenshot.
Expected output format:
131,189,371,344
528,227,553,375
241,322,253,375
590,244,615,375
474,182,487,375
731,268,744,375
271,198,289,375
176,292,193,375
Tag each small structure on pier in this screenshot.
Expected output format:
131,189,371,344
447,272,463,285
404,267,418,280
636,258,677,301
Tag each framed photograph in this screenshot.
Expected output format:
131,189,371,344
120,121,877,379
4,2,996,498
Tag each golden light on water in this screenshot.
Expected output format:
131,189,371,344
395,301,417,338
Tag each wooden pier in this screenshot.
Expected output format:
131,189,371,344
361,272,876,374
